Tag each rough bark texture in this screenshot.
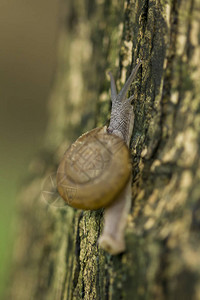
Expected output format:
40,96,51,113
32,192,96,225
8,0,200,299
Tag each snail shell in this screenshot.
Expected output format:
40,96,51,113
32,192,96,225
57,126,131,210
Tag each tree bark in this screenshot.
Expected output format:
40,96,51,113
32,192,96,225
8,0,200,299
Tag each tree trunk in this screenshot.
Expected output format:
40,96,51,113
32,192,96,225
8,0,200,299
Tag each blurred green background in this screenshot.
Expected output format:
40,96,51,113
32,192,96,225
0,0,59,297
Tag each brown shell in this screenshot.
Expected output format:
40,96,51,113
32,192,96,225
56,127,131,210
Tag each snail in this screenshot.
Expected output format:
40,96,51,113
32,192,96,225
57,60,142,254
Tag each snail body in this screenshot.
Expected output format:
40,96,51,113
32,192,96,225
57,60,142,254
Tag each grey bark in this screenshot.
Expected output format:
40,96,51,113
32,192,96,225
8,0,200,299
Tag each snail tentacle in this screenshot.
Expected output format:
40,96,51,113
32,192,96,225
117,60,142,102
108,71,117,102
